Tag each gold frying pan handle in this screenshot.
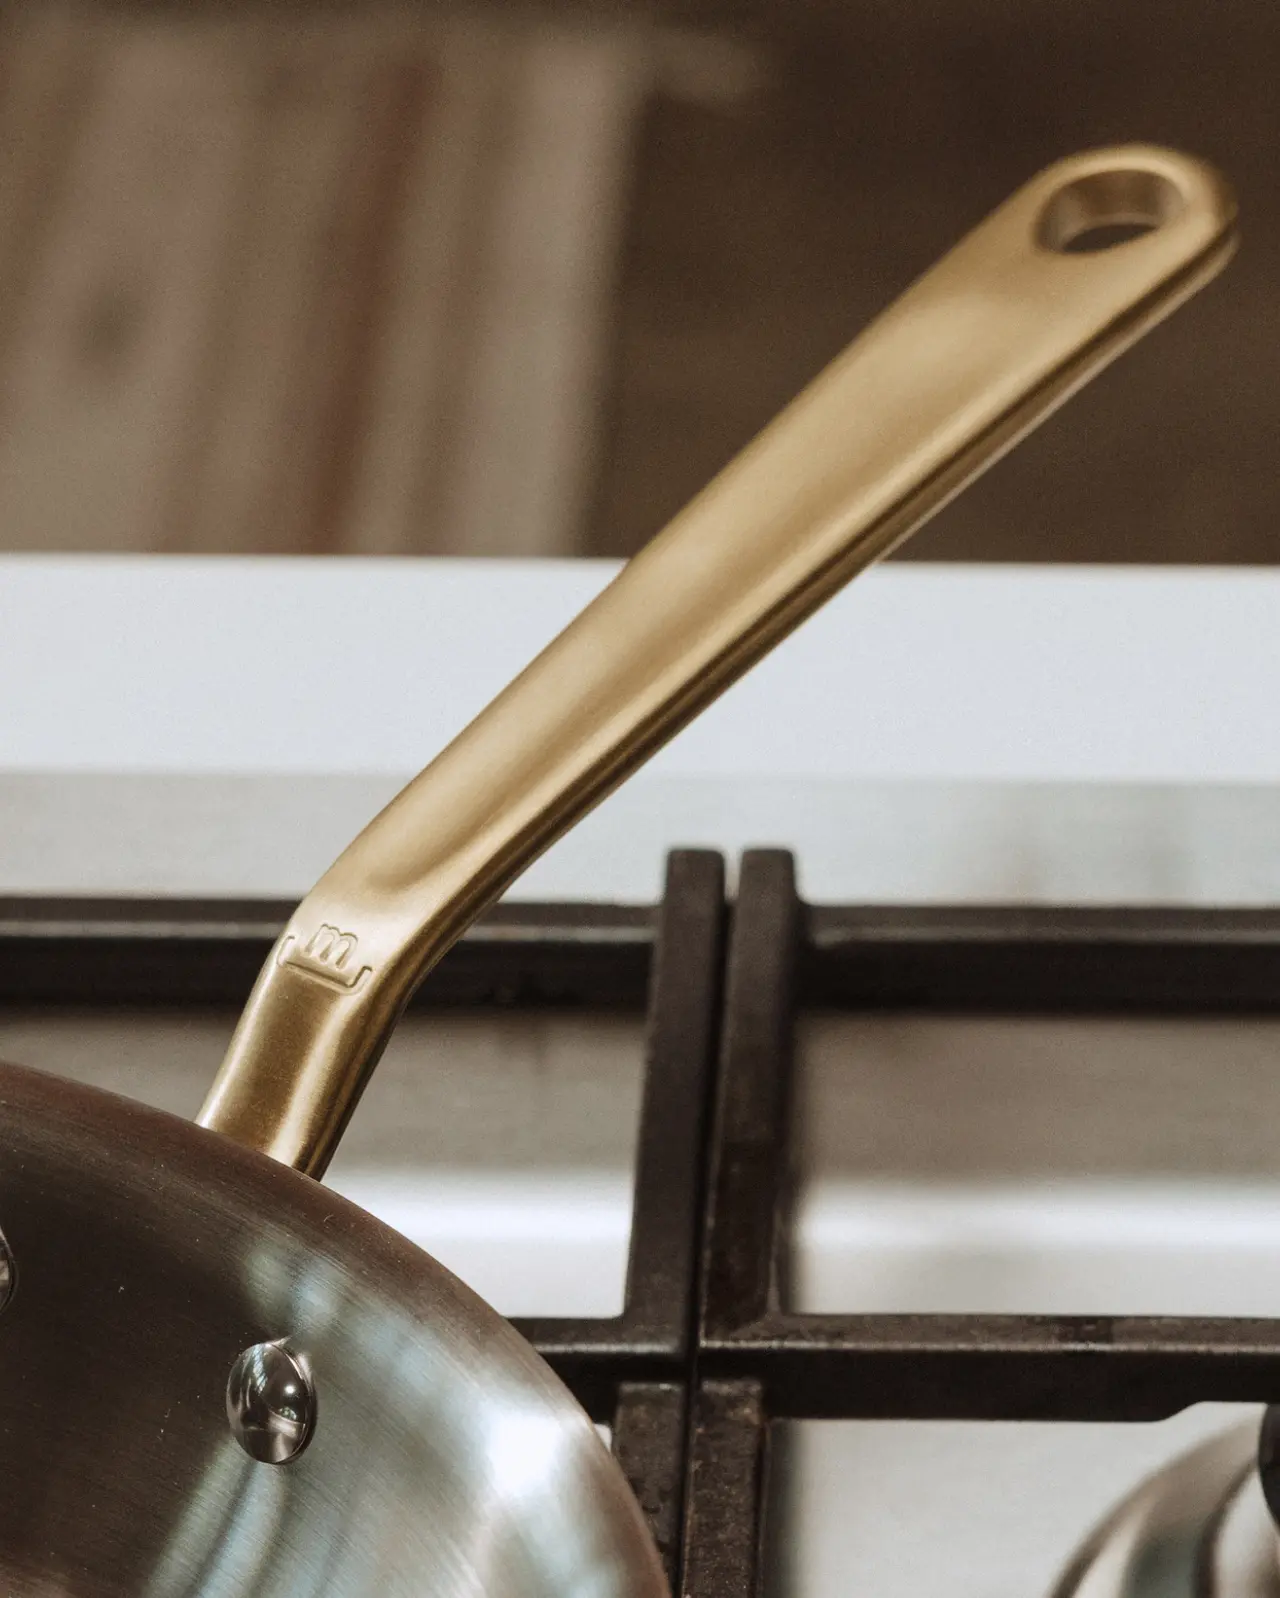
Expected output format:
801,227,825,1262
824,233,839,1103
199,145,1237,1177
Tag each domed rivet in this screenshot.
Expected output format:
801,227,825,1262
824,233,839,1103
226,1340,315,1464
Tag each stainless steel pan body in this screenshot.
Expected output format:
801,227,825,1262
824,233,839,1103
0,1064,650,1597
0,148,1236,1598
1050,1420,1280,1598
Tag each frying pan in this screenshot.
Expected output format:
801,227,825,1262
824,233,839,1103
1048,1419,1276,1598
1050,1404,1280,1597
0,146,1236,1598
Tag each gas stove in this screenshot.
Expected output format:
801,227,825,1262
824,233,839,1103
6,848,1280,1596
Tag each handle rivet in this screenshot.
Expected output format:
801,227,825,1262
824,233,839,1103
227,1340,315,1464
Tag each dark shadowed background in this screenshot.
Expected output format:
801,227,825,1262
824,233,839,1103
0,1,1272,561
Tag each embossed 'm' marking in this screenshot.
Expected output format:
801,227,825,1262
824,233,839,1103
279,925,372,991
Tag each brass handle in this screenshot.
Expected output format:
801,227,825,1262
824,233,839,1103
199,145,1237,1177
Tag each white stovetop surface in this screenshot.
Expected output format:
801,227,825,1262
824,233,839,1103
5,555,1280,1594
5,556,1280,902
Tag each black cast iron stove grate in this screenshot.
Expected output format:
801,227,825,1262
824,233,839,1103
7,848,1280,1594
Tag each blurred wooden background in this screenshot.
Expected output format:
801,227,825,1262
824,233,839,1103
0,5,647,554
0,1,1275,562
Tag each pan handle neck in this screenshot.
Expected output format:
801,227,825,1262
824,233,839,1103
197,146,1237,1177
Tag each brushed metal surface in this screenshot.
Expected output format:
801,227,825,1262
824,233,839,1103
1049,1424,1257,1598
0,1060,663,1598
1206,1466,1280,1598
1048,1421,1280,1598
0,146,1239,1598
196,146,1237,1178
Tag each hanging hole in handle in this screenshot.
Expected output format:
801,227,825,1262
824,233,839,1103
1036,167,1187,254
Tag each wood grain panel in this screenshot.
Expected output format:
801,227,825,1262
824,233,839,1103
0,9,647,556
0,15,256,551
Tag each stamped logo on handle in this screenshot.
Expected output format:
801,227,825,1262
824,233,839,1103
279,925,372,991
